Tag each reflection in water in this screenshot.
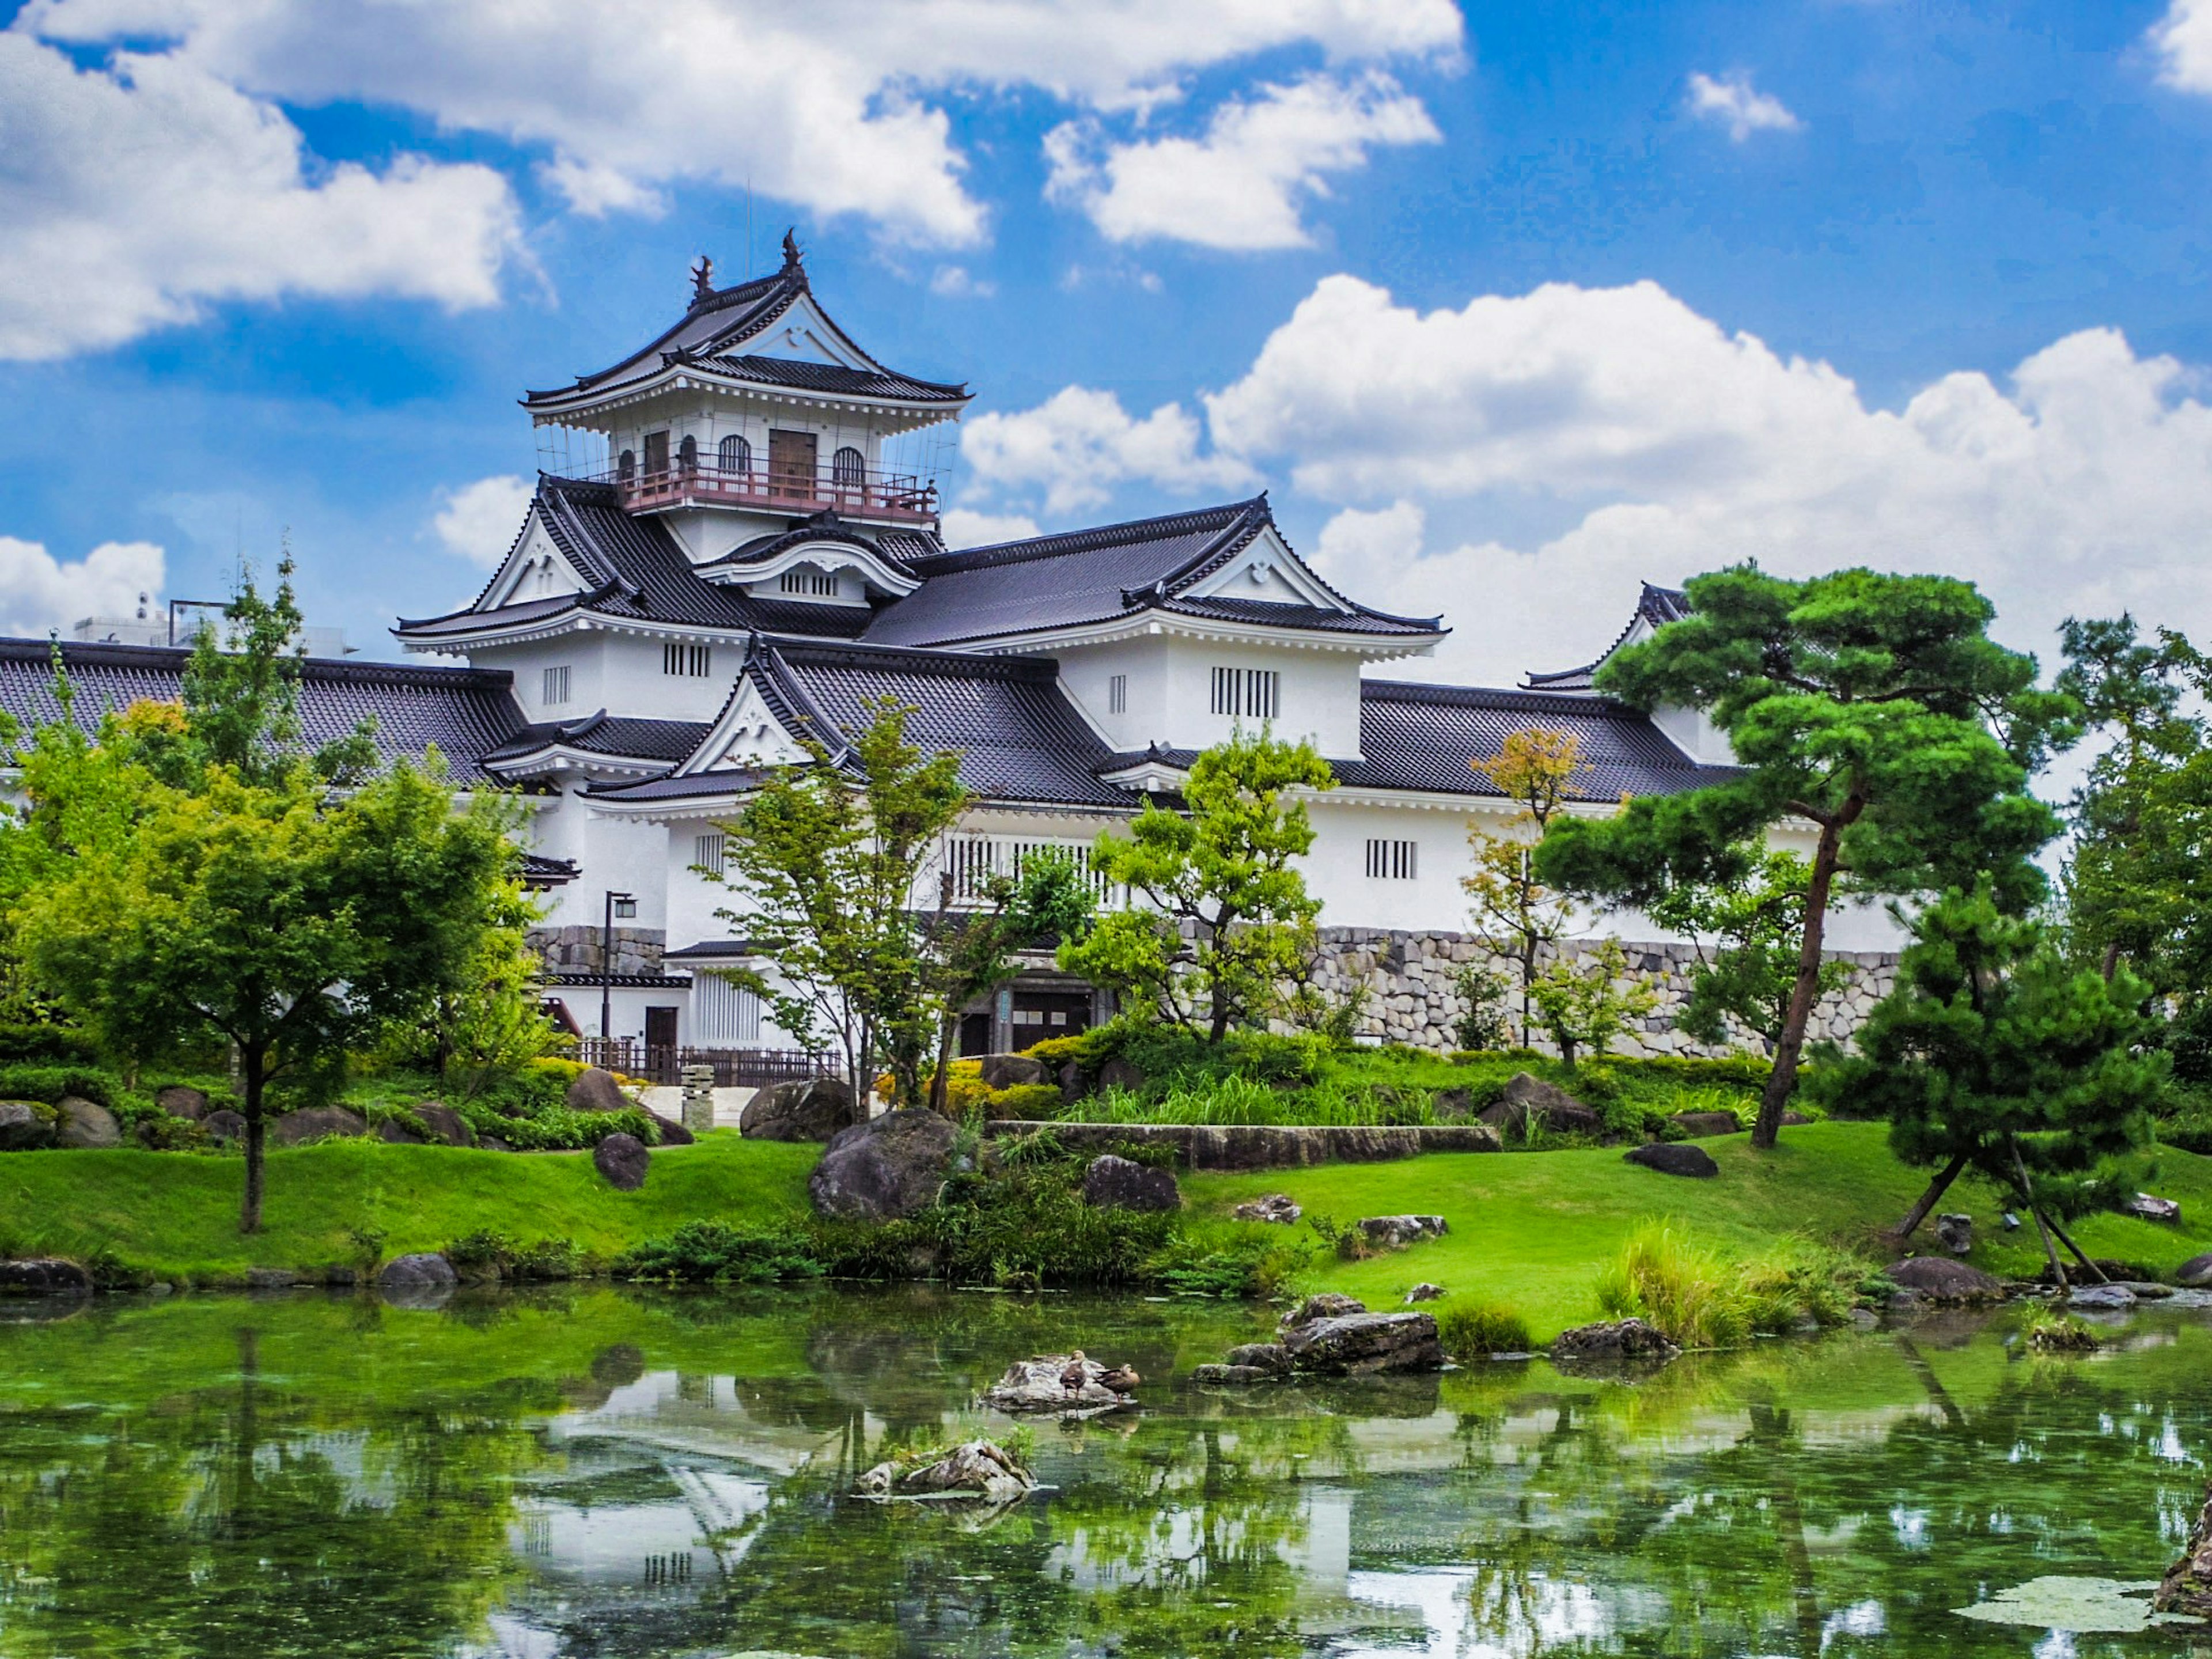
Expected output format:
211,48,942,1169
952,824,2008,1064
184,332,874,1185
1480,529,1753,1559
2,1287,2211,1656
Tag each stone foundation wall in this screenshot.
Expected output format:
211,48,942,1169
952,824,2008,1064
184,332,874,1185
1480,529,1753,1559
528,926,666,978
1308,929,1900,1057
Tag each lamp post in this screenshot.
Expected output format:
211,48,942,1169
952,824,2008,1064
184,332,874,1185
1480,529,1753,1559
600,889,637,1047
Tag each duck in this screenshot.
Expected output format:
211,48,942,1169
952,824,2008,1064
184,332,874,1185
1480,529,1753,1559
1099,1365,1141,1393
1059,1350,1089,1393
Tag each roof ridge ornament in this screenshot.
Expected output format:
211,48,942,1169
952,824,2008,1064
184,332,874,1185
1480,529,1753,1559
690,255,714,305
781,228,803,272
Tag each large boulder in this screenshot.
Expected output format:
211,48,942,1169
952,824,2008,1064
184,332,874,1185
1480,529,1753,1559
1624,1142,1719,1178
1551,1318,1681,1364
1081,1154,1180,1213
2070,1282,2138,1310
855,1439,1035,1504
647,1110,694,1147
565,1067,630,1115
1096,1057,1145,1095
0,1257,93,1297
1480,1073,1604,1140
741,1077,858,1142
1887,1255,2005,1302
2176,1252,2212,1288
1280,1310,1445,1375
809,1108,960,1222
982,1353,1138,1414
1431,1088,1475,1122
156,1085,209,1120
593,1132,649,1191
1669,1110,1743,1138
54,1097,121,1149
0,1101,55,1151
415,1103,476,1147
1281,1292,1368,1330
270,1105,366,1145
2157,1484,2212,1619
979,1053,1048,1089
377,1252,457,1310
202,1109,246,1144
377,1116,426,1145
1358,1214,1449,1249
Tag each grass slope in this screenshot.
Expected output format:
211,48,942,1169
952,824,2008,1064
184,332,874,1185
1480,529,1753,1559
1185,1121,2212,1340
0,1132,817,1283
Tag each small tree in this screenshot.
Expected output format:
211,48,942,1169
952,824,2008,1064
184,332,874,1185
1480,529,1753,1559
1462,729,1586,1043
1536,565,2075,1147
712,699,969,1104
1821,882,2163,1278
1527,940,1659,1069
1645,851,1851,1050
1061,730,1333,1041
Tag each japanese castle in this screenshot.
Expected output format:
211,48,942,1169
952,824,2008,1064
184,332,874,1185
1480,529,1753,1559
1,240,1830,1059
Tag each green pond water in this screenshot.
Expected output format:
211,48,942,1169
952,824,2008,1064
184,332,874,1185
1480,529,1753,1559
3,1286,2212,1658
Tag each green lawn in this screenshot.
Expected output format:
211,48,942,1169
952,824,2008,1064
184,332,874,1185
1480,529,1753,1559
0,1131,817,1285
1185,1120,2212,1339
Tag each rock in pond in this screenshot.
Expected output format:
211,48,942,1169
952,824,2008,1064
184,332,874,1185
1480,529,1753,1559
565,1067,630,1115
2177,1252,2212,1289
1669,1110,1743,1137
1194,1363,1280,1386
1624,1142,1718,1178
1233,1192,1302,1224
2157,1484,2212,1619
1480,1073,1604,1140
376,1253,456,1309
1550,1317,1682,1364
2069,1283,2138,1311
740,1076,858,1142
54,1096,120,1149
593,1131,650,1191
0,1257,93,1297
1359,1214,1449,1249
1936,1213,1975,1256
0,1101,55,1150
809,1108,961,1222
1281,1292,1368,1330
156,1084,209,1120
854,1439,1035,1504
1281,1310,1445,1375
2128,1192,2182,1225
983,1353,1139,1415
270,1105,366,1145
1081,1154,1180,1213
1887,1256,2006,1303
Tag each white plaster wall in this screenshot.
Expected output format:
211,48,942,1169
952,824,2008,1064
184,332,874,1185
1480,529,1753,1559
1047,635,1363,758
1300,798,1476,933
663,819,741,951
1650,702,1736,764
1048,635,1170,752
594,632,741,721
581,809,676,934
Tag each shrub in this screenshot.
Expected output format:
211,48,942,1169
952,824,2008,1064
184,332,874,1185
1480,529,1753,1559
1435,1300,1533,1359
1597,1221,1861,1348
617,1220,825,1284
1450,964,1515,1052
133,1115,209,1152
442,1229,579,1281
2024,1306,2101,1352
0,1024,99,1065
0,1063,124,1108
1141,1231,1302,1297
982,1082,1063,1119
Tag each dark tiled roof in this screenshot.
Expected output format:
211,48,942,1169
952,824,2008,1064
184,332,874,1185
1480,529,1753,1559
862,496,1440,649
527,268,792,403
697,513,915,577
487,711,709,766
522,852,581,887
695,353,965,402
0,638,527,783
1524,582,1691,692
396,475,876,642
1342,681,1716,800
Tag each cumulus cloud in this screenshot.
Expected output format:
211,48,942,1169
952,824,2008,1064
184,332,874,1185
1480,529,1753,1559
1684,71,1802,142
0,537,165,638
433,475,535,569
23,0,1461,257
0,32,520,360
962,387,1257,514
929,265,997,299
974,273,2212,690
1046,70,1440,249
2152,0,2212,92
939,507,1043,548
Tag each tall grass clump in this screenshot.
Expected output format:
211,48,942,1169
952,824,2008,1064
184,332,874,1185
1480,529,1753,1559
1596,1220,1859,1349
1435,1300,1534,1359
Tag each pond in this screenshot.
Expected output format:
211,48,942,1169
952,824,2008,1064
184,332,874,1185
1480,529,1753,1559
2,1285,2211,1657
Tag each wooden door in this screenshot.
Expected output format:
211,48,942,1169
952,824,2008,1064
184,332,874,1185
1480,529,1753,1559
768,429,817,500
643,429,670,478
645,1005,679,1054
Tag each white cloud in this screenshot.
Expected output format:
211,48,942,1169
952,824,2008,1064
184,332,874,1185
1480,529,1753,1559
23,0,1462,256
1046,70,1440,249
433,475,535,570
0,32,520,360
929,265,997,299
962,386,1257,514
0,537,165,638
2152,0,2212,92
940,507,1042,548
1684,71,1802,142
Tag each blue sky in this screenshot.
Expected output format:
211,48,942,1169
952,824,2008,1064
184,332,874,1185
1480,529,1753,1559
3,0,2211,686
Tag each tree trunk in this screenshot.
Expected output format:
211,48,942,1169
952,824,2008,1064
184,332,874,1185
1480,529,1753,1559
927,1013,957,1117
2043,1212,2111,1284
1895,1153,1970,1238
2008,1133,2066,1291
239,1044,266,1236
1753,804,1856,1149
2100,938,2122,984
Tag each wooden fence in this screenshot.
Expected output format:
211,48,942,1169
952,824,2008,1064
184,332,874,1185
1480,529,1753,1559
575,1040,827,1088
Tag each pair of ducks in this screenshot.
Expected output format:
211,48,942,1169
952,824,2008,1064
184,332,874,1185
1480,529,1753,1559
1061,1349,1140,1394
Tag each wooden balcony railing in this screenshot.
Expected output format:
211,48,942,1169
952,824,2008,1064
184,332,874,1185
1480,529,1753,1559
610,460,937,524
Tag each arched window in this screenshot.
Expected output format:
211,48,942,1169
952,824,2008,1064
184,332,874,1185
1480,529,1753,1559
617,449,635,484
831,445,865,491
677,434,698,473
718,433,751,476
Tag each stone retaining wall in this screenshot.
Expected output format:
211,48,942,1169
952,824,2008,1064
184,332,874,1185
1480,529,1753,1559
528,926,666,977
1308,929,1900,1057
982,1120,1501,1170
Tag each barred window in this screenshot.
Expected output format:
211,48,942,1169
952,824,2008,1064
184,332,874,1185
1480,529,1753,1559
692,972,761,1044
541,665,571,706
1365,838,1418,880
779,569,838,597
693,832,725,878
1209,665,1280,721
662,642,713,676
718,433,750,474
1108,673,1127,715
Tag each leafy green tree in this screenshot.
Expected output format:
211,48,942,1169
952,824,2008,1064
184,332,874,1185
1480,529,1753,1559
1527,938,1659,1069
1645,851,1851,1049
1536,566,2075,1147
713,698,969,1103
1817,882,2162,1275
20,761,530,1232
1461,728,1587,1043
1061,730,1333,1042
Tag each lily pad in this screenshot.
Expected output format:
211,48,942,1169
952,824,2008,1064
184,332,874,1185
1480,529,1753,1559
1953,1575,2195,1634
